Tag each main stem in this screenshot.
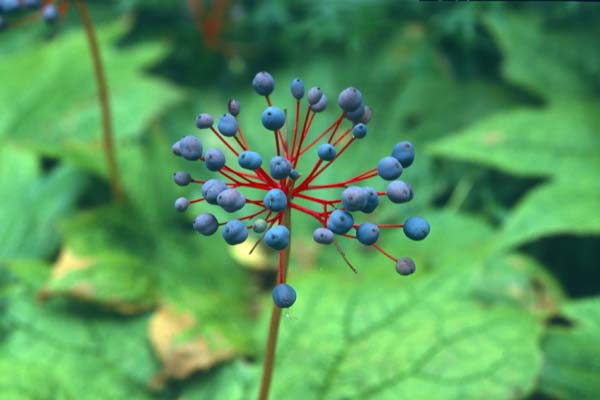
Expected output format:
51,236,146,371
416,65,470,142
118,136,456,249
74,0,124,202
258,206,292,400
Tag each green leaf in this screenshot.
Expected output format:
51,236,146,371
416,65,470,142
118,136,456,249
497,180,600,250
0,145,87,261
0,261,157,399
0,21,184,175
483,12,600,102
538,297,600,400
259,269,543,400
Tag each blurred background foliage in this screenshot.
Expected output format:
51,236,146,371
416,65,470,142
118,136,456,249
1,1,599,399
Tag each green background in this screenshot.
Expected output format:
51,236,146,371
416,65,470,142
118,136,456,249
1,1,599,399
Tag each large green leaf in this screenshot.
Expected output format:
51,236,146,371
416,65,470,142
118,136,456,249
0,261,157,399
0,20,184,175
538,297,600,400
0,145,87,261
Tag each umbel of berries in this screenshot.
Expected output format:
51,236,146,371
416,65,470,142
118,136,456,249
172,71,430,309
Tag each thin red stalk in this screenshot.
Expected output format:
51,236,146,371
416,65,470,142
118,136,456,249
189,198,205,204
277,129,288,158
235,135,248,151
290,100,300,162
333,239,357,273
373,243,398,262
236,126,249,149
274,131,281,156
238,207,268,221
333,128,352,147
288,201,323,222
298,113,344,157
266,96,272,107
300,137,355,189
294,192,341,205
210,127,240,156
293,110,314,167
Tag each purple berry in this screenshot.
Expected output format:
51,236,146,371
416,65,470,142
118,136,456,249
386,181,413,204
205,148,226,171
193,213,219,236
217,188,246,212
174,197,189,212
338,87,363,112
377,156,403,180
252,71,275,96
179,135,203,161
396,257,416,275
173,171,192,186
228,99,240,116
341,186,368,212
307,86,323,105
195,113,214,129
313,227,335,244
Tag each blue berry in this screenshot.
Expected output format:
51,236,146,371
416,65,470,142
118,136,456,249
193,213,219,236
386,181,413,204
228,99,240,116
261,106,285,131
290,78,305,99
361,105,372,124
174,197,189,212
264,225,290,250
377,156,403,180
263,188,287,212
205,148,226,171
201,179,228,204
341,186,367,211
1,0,19,12
338,87,363,112
307,86,323,105
391,141,415,168
352,123,367,139
403,217,430,241
269,156,292,179
272,283,296,308
317,143,336,161
217,188,246,212
42,4,58,24
345,104,365,123
396,257,416,275
252,71,275,96
327,210,354,234
313,227,334,244
195,113,214,129
310,94,327,113
356,222,379,245
217,113,238,137
173,171,192,186
179,135,203,161
238,151,262,170
171,141,181,156
361,187,379,213
289,169,299,180
252,218,268,233
222,220,248,245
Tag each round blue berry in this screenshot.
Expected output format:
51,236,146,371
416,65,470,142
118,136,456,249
345,104,365,123
193,213,219,236
361,187,380,213
290,78,305,99
217,188,246,212
42,4,58,24
217,113,238,137
377,156,403,180
205,148,226,171
361,105,372,124
386,181,413,204
317,143,336,161
327,210,354,234
264,225,290,251
356,222,379,245
341,186,368,212
173,171,192,186
174,197,189,212
338,87,363,112
269,156,292,180
396,257,416,276
171,141,181,156
263,189,287,212
352,123,367,139
310,94,327,113
195,113,214,129
403,217,430,241
201,179,228,204
289,169,299,180
252,71,275,96
228,99,240,116
261,106,286,131
313,227,334,244
238,151,262,170
391,141,415,168
222,220,248,245
252,219,268,233
179,135,203,161
272,283,296,308
307,86,323,105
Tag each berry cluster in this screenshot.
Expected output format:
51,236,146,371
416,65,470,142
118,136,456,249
0,0,59,31
172,71,430,308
